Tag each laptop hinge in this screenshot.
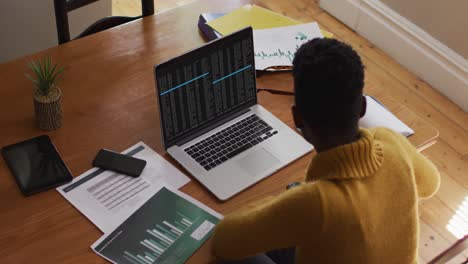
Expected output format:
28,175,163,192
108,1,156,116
175,107,251,147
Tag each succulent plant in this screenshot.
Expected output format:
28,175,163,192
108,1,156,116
26,56,64,96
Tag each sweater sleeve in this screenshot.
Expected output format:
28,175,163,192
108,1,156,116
385,128,440,199
212,184,323,260
408,145,440,198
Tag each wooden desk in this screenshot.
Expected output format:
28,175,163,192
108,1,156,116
0,0,438,263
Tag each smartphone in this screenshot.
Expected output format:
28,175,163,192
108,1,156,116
92,149,147,177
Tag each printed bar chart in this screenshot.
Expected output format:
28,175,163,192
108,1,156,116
123,213,197,264
93,187,221,264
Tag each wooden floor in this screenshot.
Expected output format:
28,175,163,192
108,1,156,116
113,0,468,263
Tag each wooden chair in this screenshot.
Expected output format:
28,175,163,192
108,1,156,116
53,0,154,44
428,235,468,264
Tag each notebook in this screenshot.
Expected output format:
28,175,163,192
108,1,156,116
360,95,414,137
154,27,312,201
198,13,224,41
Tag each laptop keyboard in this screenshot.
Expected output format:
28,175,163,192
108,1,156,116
184,114,278,171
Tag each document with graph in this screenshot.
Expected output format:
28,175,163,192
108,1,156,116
92,185,222,264
253,22,323,70
57,142,190,233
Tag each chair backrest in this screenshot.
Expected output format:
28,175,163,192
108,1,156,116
53,0,154,44
428,235,468,264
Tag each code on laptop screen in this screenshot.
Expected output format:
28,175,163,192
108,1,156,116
155,28,256,148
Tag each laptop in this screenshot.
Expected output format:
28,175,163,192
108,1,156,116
154,27,313,201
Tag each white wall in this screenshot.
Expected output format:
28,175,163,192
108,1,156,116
0,0,111,63
320,0,468,111
380,0,468,60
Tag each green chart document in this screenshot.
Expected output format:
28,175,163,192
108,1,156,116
92,186,222,264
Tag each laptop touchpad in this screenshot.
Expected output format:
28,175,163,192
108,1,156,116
238,148,280,177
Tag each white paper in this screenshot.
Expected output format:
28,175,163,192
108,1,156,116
57,142,190,233
190,220,216,241
253,22,324,70
360,95,414,136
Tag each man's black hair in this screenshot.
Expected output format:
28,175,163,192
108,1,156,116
293,38,364,132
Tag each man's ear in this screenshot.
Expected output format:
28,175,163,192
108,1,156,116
292,105,304,130
360,95,367,118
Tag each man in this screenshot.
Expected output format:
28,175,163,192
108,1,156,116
212,38,440,264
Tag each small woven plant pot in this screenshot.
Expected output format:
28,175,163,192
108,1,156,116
33,87,63,130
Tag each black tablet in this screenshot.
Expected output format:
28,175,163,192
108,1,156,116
1,135,73,196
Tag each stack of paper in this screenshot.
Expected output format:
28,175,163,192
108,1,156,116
203,4,331,71
206,4,332,37
57,142,222,263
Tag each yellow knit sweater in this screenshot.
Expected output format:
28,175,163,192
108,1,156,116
212,128,440,264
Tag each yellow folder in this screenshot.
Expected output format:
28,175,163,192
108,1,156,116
206,4,333,38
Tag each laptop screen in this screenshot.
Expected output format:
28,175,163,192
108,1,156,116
155,27,256,149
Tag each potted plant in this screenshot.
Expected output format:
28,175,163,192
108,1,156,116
26,56,64,130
